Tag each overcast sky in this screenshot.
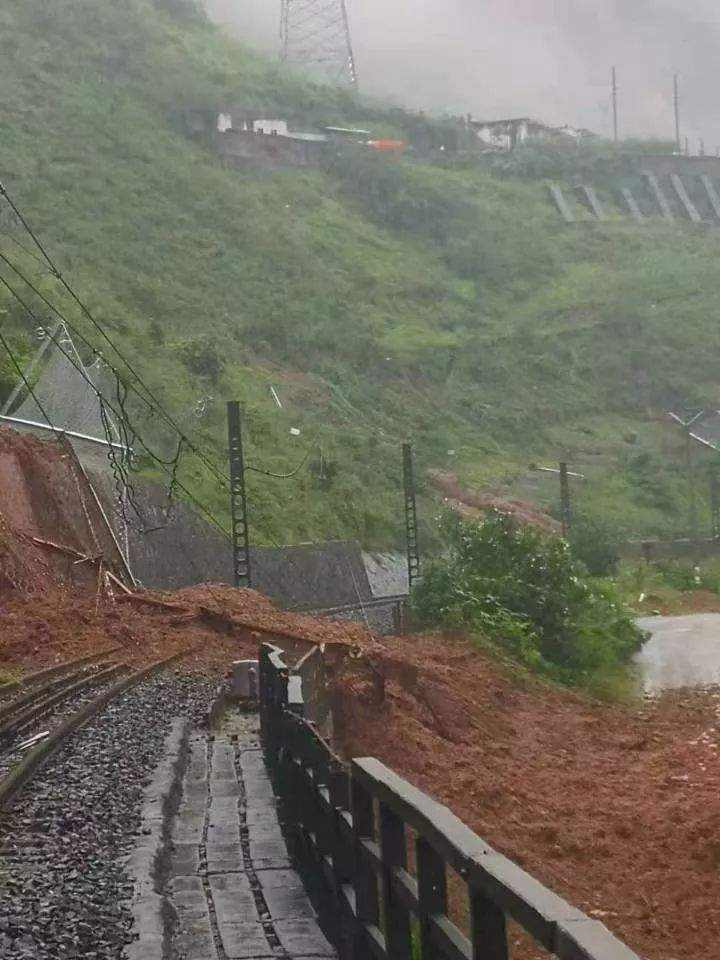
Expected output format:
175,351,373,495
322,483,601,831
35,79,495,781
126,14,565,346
205,0,720,149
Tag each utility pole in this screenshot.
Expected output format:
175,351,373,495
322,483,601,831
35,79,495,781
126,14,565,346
559,462,571,539
674,74,681,153
612,66,619,143
667,411,708,538
402,443,421,591
534,463,585,538
227,401,251,588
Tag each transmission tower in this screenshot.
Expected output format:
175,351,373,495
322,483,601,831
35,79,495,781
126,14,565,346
280,0,358,87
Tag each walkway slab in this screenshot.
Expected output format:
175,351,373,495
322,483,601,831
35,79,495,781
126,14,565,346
275,919,336,956
218,921,273,958
167,712,337,960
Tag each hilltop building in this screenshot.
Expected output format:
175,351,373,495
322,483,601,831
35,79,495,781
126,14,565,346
182,109,405,169
470,116,595,150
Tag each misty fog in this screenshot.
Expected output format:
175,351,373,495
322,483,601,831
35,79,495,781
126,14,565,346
205,0,720,149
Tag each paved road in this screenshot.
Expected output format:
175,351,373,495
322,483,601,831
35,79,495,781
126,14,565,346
635,613,720,694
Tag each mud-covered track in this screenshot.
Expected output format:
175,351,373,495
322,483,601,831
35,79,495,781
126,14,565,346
0,661,129,743
0,648,191,810
0,647,121,701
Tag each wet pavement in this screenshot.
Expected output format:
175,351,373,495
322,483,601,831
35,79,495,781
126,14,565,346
635,614,720,694
168,712,336,960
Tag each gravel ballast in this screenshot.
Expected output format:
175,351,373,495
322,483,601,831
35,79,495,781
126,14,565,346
0,671,215,960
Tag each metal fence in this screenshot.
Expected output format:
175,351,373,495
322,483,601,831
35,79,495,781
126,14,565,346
288,595,409,635
259,643,640,960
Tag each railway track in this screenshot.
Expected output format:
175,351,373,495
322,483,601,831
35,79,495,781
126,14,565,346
0,647,122,700
0,647,191,809
0,653,127,745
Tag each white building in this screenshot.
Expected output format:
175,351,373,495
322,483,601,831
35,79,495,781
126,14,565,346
470,117,594,151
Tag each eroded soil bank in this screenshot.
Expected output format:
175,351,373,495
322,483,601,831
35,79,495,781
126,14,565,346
329,631,720,960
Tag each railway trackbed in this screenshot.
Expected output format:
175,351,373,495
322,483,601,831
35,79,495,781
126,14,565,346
0,655,217,959
0,648,191,809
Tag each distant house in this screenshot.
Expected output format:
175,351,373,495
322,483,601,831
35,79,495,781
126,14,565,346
469,116,595,150
184,109,393,169
249,119,289,136
215,127,327,169
183,111,329,168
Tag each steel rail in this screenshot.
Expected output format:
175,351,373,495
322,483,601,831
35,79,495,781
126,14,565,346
0,648,119,727
0,662,129,742
0,648,193,810
0,648,122,702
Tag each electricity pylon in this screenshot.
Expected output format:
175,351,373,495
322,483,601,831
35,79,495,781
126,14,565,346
280,0,358,87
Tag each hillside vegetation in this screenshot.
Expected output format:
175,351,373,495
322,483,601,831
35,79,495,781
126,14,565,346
1,0,719,548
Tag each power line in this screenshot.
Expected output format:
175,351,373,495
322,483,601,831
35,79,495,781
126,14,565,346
0,267,231,539
0,330,55,431
0,182,231,488
0,231,51,272
246,435,318,479
0,246,328,493
0,187,367,543
611,66,619,143
0,245,231,493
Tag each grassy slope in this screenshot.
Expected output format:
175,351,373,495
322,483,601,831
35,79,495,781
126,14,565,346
0,0,718,549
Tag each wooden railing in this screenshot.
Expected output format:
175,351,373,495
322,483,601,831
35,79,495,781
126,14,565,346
259,643,640,960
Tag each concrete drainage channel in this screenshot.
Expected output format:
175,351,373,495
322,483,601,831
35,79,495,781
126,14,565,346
123,718,191,960
133,690,338,960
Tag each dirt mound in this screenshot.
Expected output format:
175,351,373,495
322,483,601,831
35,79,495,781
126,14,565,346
328,631,720,960
431,470,559,532
0,427,128,595
0,579,378,678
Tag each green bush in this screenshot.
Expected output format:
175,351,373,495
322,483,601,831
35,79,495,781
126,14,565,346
412,513,641,680
176,335,225,383
653,560,720,594
568,514,621,577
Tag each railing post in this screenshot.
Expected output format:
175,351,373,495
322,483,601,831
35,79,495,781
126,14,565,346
417,837,447,960
329,763,353,880
309,737,333,864
470,888,508,960
379,802,412,959
351,777,380,956
329,762,355,960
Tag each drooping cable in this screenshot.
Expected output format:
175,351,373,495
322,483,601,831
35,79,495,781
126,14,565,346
0,268,231,539
0,184,231,487
246,434,318,479
0,330,55,430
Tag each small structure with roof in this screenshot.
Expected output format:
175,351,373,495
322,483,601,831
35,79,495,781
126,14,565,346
470,116,595,150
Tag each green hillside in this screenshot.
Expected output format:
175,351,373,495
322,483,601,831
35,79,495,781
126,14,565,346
1,0,719,549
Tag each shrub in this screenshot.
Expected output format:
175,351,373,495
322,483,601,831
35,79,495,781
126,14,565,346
412,513,641,679
177,335,225,383
568,514,621,577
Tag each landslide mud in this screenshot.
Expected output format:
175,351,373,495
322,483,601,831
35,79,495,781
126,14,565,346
329,631,720,960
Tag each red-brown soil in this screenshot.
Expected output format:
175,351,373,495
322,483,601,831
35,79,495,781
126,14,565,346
0,429,129,591
3,426,720,957
0,582,374,678
431,470,559,532
328,631,720,960
3,577,720,957
0,426,372,677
